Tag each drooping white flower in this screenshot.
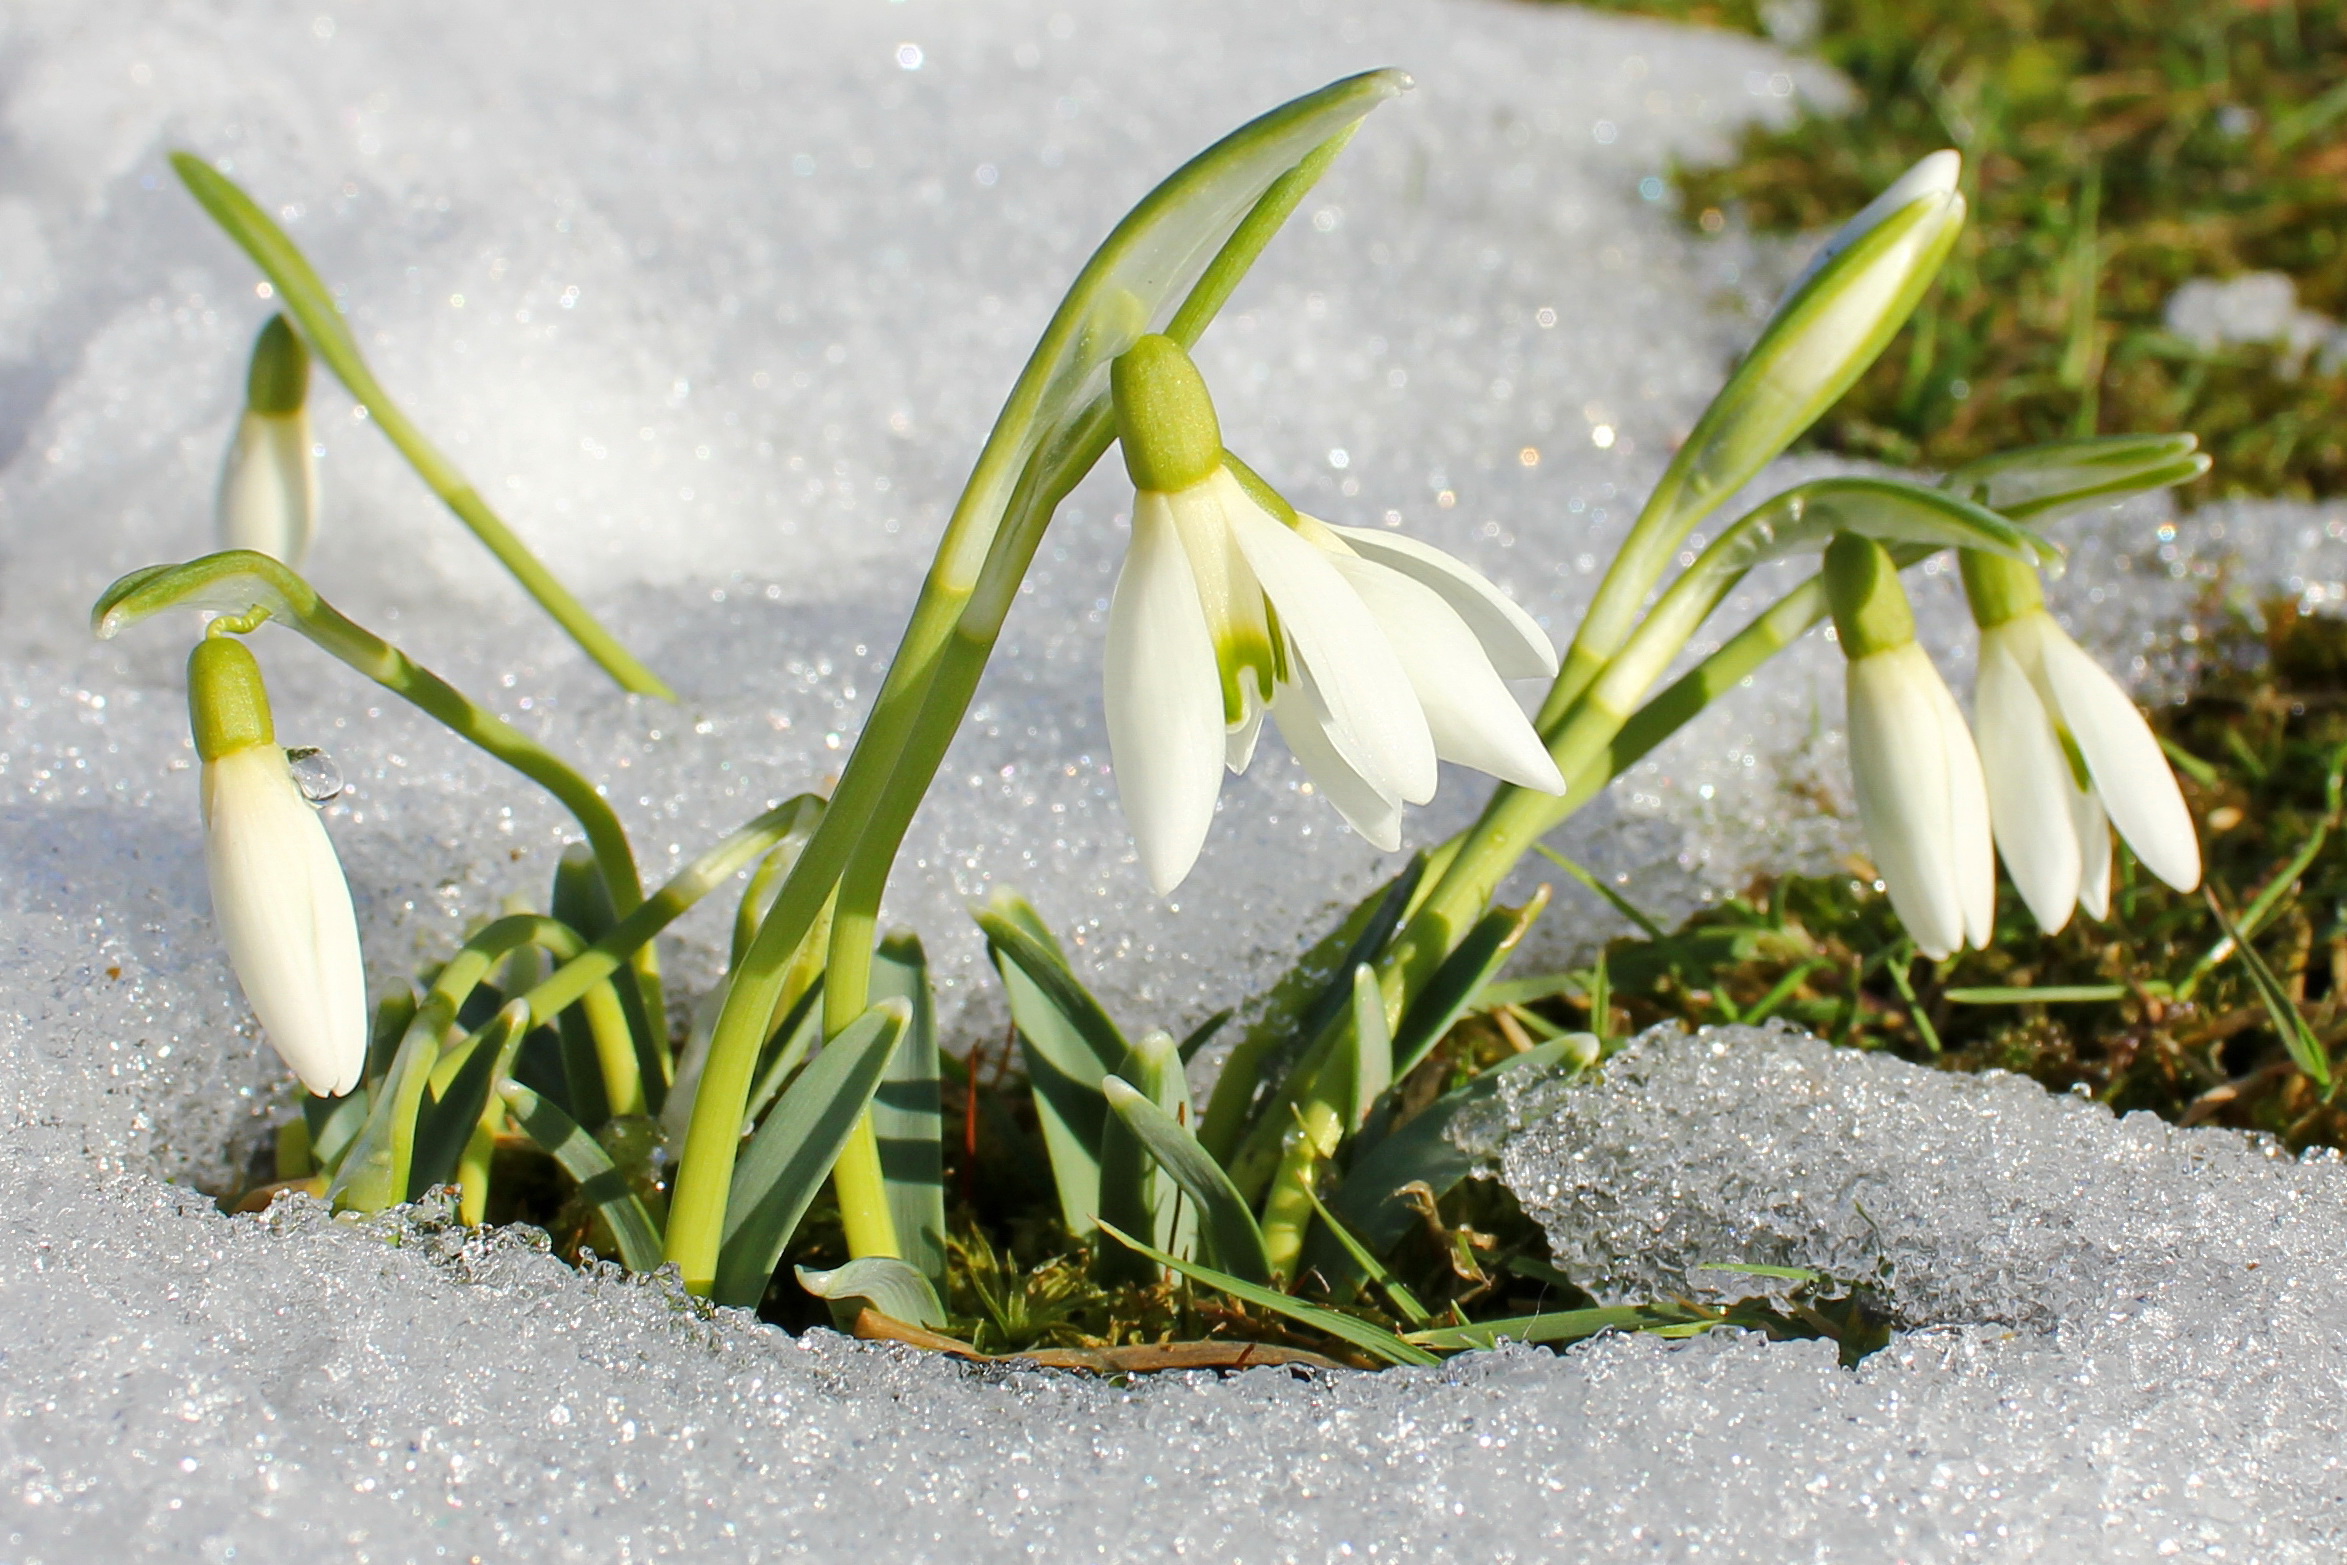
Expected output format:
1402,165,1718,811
217,315,319,567
1826,534,1994,960
190,634,366,1095
1962,550,2200,930
1104,334,1564,893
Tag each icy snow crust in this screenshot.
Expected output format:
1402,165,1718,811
5,0,2347,1557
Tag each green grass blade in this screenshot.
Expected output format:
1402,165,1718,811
713,1000,908,1307
1405,1303,1702,1352
168,153,673,700
869,929,947,1287
1945,984,2133,1004
1534,845,1664,937
1390,888,1551,1079
1097,1221,1438,1367
499,1081,663,1272
2205,889,2331,1089
1101,1075,1273,1285
1345,964,1393,1131
1298,1182,1430,1327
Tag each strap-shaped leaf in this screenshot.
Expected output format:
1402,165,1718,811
1304,1041,1574,1286
1945,433,2209,522
797,1257,948,1331
499,1081,663,1272
868,929,947,1286
1097,1222,1437,1367
1389,888,1551,1081
1343,965,1393,1132
1205,852,1427,1171
1101,1075,1272,1285
978,890,1127,1233
713,1000,907,1307
2207,889,2332,1088
1719,475,2051,576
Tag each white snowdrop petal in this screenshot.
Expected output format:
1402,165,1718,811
1272,673,1405,852
1222,486,1437,804
217,408,319,567
1974,634,2081,933
203,745,366,1096
2033,621,2202,892
1847,646,1967,960
1923,656,1997,950
1323,523,1559,679
1104,496,1228,895
1329,556,1564,792
2072,785,2113,922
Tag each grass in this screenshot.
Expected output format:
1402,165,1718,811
1571,0,2347,499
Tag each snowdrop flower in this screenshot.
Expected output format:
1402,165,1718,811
1825,534,1993,960
217,315,319,567
1961,549,2200,930
1104,334,1564,893
190,635,366,1095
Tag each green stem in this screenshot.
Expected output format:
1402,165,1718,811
94,552,660,1013
169,153,674,701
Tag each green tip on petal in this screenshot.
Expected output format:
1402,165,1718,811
245,315,309,416
188,634,276,760
1957,548,2046,630
1112,334,1223,492
1822,533,1916,660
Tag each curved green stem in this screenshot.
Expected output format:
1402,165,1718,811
170,153,674,701
92,550,665,1023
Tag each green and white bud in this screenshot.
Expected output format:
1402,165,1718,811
1962,549,2199,931
217,315,319,567
1653,152,1966,540
1824,534,1993,960
190,635,366,1096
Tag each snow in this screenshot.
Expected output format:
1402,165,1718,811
2,0,2345,1558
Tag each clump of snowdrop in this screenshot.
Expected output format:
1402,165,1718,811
1103,333,1562,892
188,632,366,1096
1961,548,2202,930
215,315,319,567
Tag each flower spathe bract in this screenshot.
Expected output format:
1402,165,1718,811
1963,551,2200,930
1104,335,1563,893
217,315,319,567
190,636,366,1096
1826,534,1993,961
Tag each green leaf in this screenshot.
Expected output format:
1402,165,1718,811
498,1081,664,1272
2205,889,2331,1089
1095,1031,1190,1288
712,1000,909,1308
978,890,1128,1233
1944,984,2134,1004
1305,1041,1574,1286
168,153,673,700
552,845,661,1117
1404,1303,1703,1352
1533,846,1664,938
1944,433,2209,523
1344,965,1393,1132
1389,888,1551,1080
1101,1075,1273,1286
1297,1181,1430,1327
1724,475,2053,575
1096,1221,1438,1367
868,929,946,1287
1177,1007,1234,1063
1199,854,1427,1162
796,1257,948,1331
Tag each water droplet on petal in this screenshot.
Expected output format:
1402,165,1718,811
285,746,344,804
